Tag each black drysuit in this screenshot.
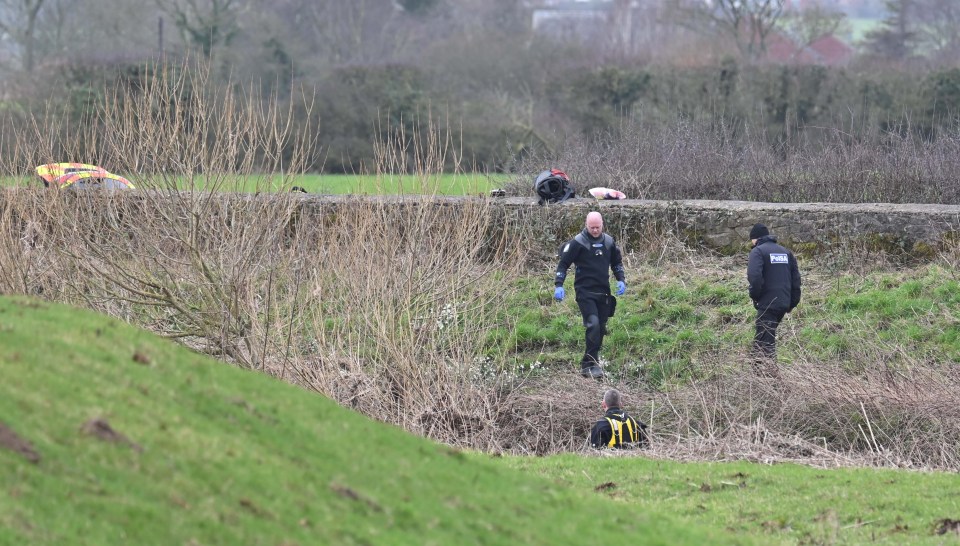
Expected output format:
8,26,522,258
590,407,648,449
556,229,625,370
747,235,801,360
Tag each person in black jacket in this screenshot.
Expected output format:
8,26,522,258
590,389,648,449
747,223,801,372
555,211,626,379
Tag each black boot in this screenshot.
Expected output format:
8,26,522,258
580,365,604,379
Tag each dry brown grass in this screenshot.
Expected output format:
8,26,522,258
643,353,960,470
509,115,960,205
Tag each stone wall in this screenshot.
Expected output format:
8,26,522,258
9,189,958,259
300,196,960,258
514,198,960,257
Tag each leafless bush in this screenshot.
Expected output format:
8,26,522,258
646,351,960,470
283,194,533,441
0,61,320,370
510,114,960,204
0,59,542,448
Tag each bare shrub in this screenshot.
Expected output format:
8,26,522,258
0,60,540,449
647,351,960,470
285,194,530,442
0,61,319,370
488,375,605,455
509,113,960,205
279,112,536,445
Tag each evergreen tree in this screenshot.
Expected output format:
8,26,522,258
862,0,916,61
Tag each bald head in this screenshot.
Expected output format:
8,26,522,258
585,212,603,238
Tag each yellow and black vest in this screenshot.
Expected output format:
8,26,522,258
605,413,643,448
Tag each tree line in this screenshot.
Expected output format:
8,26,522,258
0,0,958,177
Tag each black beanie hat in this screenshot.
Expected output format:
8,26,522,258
749,223,769,240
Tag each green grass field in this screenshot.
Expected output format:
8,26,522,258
501,454,960,545
291,173,513,196
5,172,515,196
492,263,960,383
3,295,959,545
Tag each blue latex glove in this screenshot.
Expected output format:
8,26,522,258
554,286,565,301
616,281,626,296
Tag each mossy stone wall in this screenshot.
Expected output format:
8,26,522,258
300,196,960,259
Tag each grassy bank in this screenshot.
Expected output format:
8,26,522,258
0,296,730,546
3,297,958,545
495,261,960,383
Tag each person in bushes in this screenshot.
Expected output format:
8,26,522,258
554,211,626,379
590,389,648,449
747,223,802,374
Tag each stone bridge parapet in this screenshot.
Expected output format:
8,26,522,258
299,196,960,258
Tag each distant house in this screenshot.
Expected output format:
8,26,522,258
806,34,855,65
762,32,854,66
527,0,855,65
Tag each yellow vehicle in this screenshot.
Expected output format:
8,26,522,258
35,163,134,190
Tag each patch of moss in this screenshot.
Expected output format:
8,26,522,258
789,240,825,257
910,240,938,260
861,233,907,254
